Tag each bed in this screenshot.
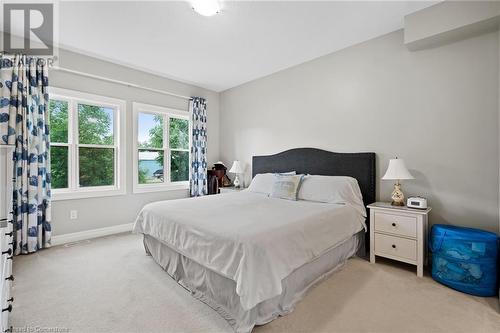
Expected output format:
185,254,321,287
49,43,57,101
133,148,376,332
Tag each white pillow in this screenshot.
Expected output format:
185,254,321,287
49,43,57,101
298,175,366,217
248,171,296,195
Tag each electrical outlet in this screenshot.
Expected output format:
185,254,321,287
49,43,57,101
70,210,78,220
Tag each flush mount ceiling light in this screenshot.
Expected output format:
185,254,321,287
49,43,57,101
190,0,221,16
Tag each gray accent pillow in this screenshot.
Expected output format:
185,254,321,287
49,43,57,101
270,174,304,201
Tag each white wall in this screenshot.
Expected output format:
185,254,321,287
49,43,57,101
220,30,499,233
50,49,220,236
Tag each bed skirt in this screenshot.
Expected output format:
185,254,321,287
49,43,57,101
143,232,363,333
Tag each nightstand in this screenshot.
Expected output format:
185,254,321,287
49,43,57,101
219,186,245,194
367,202,431,277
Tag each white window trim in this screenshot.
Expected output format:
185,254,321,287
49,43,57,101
50,87,127,201
132,102,191,194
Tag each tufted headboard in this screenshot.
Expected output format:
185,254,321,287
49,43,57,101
252,148,376,251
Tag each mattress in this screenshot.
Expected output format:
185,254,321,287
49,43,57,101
133,191,366,311
143,232,363,333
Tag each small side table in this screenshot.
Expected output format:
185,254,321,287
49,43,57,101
219,186,245,194
367,202,431,277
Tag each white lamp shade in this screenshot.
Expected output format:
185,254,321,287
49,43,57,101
382,158,414,180
229,160,244,174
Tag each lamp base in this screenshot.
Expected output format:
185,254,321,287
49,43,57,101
233,175,240,189
390,182,406,206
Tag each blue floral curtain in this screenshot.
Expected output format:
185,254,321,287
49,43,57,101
190,97,207,197
0,54,52,254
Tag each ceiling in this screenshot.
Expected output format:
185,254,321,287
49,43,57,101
59,1,437,92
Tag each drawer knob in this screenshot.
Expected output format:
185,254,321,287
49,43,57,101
392,244,396,249
4,326,12,333
1,304,11,312
4,232,12,237
2,249,12,256
392,222,397,227
7,297,13,303
5,275,14,281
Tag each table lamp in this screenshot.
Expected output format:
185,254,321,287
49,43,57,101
229,160,244,188
382,158,414,206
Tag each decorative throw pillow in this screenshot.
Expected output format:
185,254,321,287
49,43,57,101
247,171,296,195
270,174,304,201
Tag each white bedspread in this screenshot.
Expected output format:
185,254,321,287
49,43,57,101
133,191,366,310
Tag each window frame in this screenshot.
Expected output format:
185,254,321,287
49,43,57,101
49,87,127,201
132,102,191,194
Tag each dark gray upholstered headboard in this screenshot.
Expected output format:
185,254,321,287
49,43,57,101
252,148,376,251
252,148,376,206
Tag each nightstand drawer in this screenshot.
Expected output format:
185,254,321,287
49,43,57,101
374,212,416,238
374,233,417,261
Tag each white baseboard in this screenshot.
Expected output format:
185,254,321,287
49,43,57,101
51,223,134,246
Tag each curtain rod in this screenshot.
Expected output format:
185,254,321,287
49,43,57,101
51,66,192,100
0,53,191,100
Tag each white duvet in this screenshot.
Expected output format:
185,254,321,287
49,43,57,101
133,191,366,310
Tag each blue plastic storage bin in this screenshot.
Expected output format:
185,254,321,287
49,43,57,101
430,224,498,297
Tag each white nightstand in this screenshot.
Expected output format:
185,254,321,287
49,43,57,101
219,186,245,194
367,202,431,277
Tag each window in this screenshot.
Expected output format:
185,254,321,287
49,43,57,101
49,88,126,200
133,103,190,193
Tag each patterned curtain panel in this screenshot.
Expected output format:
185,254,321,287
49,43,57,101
190,97,208,197
0,55,52,254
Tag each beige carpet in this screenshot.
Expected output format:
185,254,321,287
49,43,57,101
10,232,500,333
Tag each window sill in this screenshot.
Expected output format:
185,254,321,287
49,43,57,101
51,188,126,201
133,182,189,194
